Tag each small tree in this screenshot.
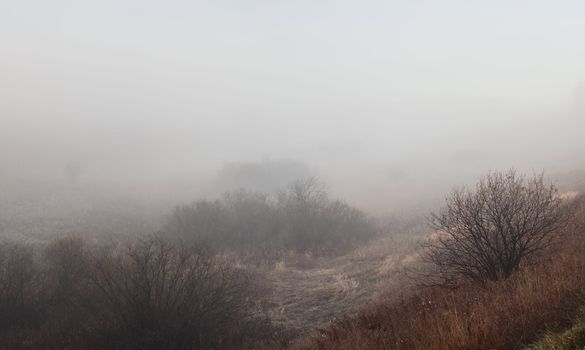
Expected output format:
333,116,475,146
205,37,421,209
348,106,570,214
425,169,571,286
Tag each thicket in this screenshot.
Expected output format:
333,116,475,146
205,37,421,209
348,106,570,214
0,236,273,350
166,178,379,255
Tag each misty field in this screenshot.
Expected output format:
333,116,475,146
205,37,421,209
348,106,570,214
0,170,584,349
3,1,585,348
0,176,426,349
0,178,423,341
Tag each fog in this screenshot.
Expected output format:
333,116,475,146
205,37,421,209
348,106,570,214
3,4,585,348
2,0,585,212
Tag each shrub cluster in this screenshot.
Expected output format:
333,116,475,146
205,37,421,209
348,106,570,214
166,178,378,255
0,236,267,350
290,194,585,350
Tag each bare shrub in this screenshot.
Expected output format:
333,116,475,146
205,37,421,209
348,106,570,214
0,242,40,329
0,236,270,349
292,195,585,350
424,169,572,286
87,236,253,349
45,237,87,307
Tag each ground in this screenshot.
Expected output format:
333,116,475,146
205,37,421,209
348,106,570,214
253,236,418,334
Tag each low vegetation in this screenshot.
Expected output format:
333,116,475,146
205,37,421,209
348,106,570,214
166,178,379,257
424,169,571,286
292,191,585,350
1,171,583,350
0,236,275,350
524,317,585,350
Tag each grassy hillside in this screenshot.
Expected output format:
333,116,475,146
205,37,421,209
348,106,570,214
1,176,583,349
288,194,585,350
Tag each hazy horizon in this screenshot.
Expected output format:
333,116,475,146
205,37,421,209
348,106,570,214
2,0,585,212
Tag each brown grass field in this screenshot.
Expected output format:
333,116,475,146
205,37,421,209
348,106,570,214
283,194,585,350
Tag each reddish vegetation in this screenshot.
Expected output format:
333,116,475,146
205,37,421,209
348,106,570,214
0,180,583,349
291,195,585,350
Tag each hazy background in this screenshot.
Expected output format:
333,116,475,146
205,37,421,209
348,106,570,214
2,0,585,213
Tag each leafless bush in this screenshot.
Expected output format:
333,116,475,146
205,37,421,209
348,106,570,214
0,236,269,349
424,169,572,286
0,242,40,329
87,236,254,349
45,237,87,308
292,194,585,350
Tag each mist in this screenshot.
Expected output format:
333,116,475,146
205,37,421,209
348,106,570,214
4,2,585,349
2,0,585,213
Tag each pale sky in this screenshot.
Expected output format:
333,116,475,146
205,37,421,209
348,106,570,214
1,0,584,210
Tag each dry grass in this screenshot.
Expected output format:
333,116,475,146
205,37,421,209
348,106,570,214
236,236,419,339
524,315,585,350
289,195,585,350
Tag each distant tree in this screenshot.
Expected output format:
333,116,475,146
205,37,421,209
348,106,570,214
167,177,378,255
166,199,229,246
217,159,312,193
276,177,329,251
64,161,82,184
424,169,571,286
276,177,377,252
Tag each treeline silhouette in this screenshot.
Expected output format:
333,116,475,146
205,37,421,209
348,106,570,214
166,178,378,256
